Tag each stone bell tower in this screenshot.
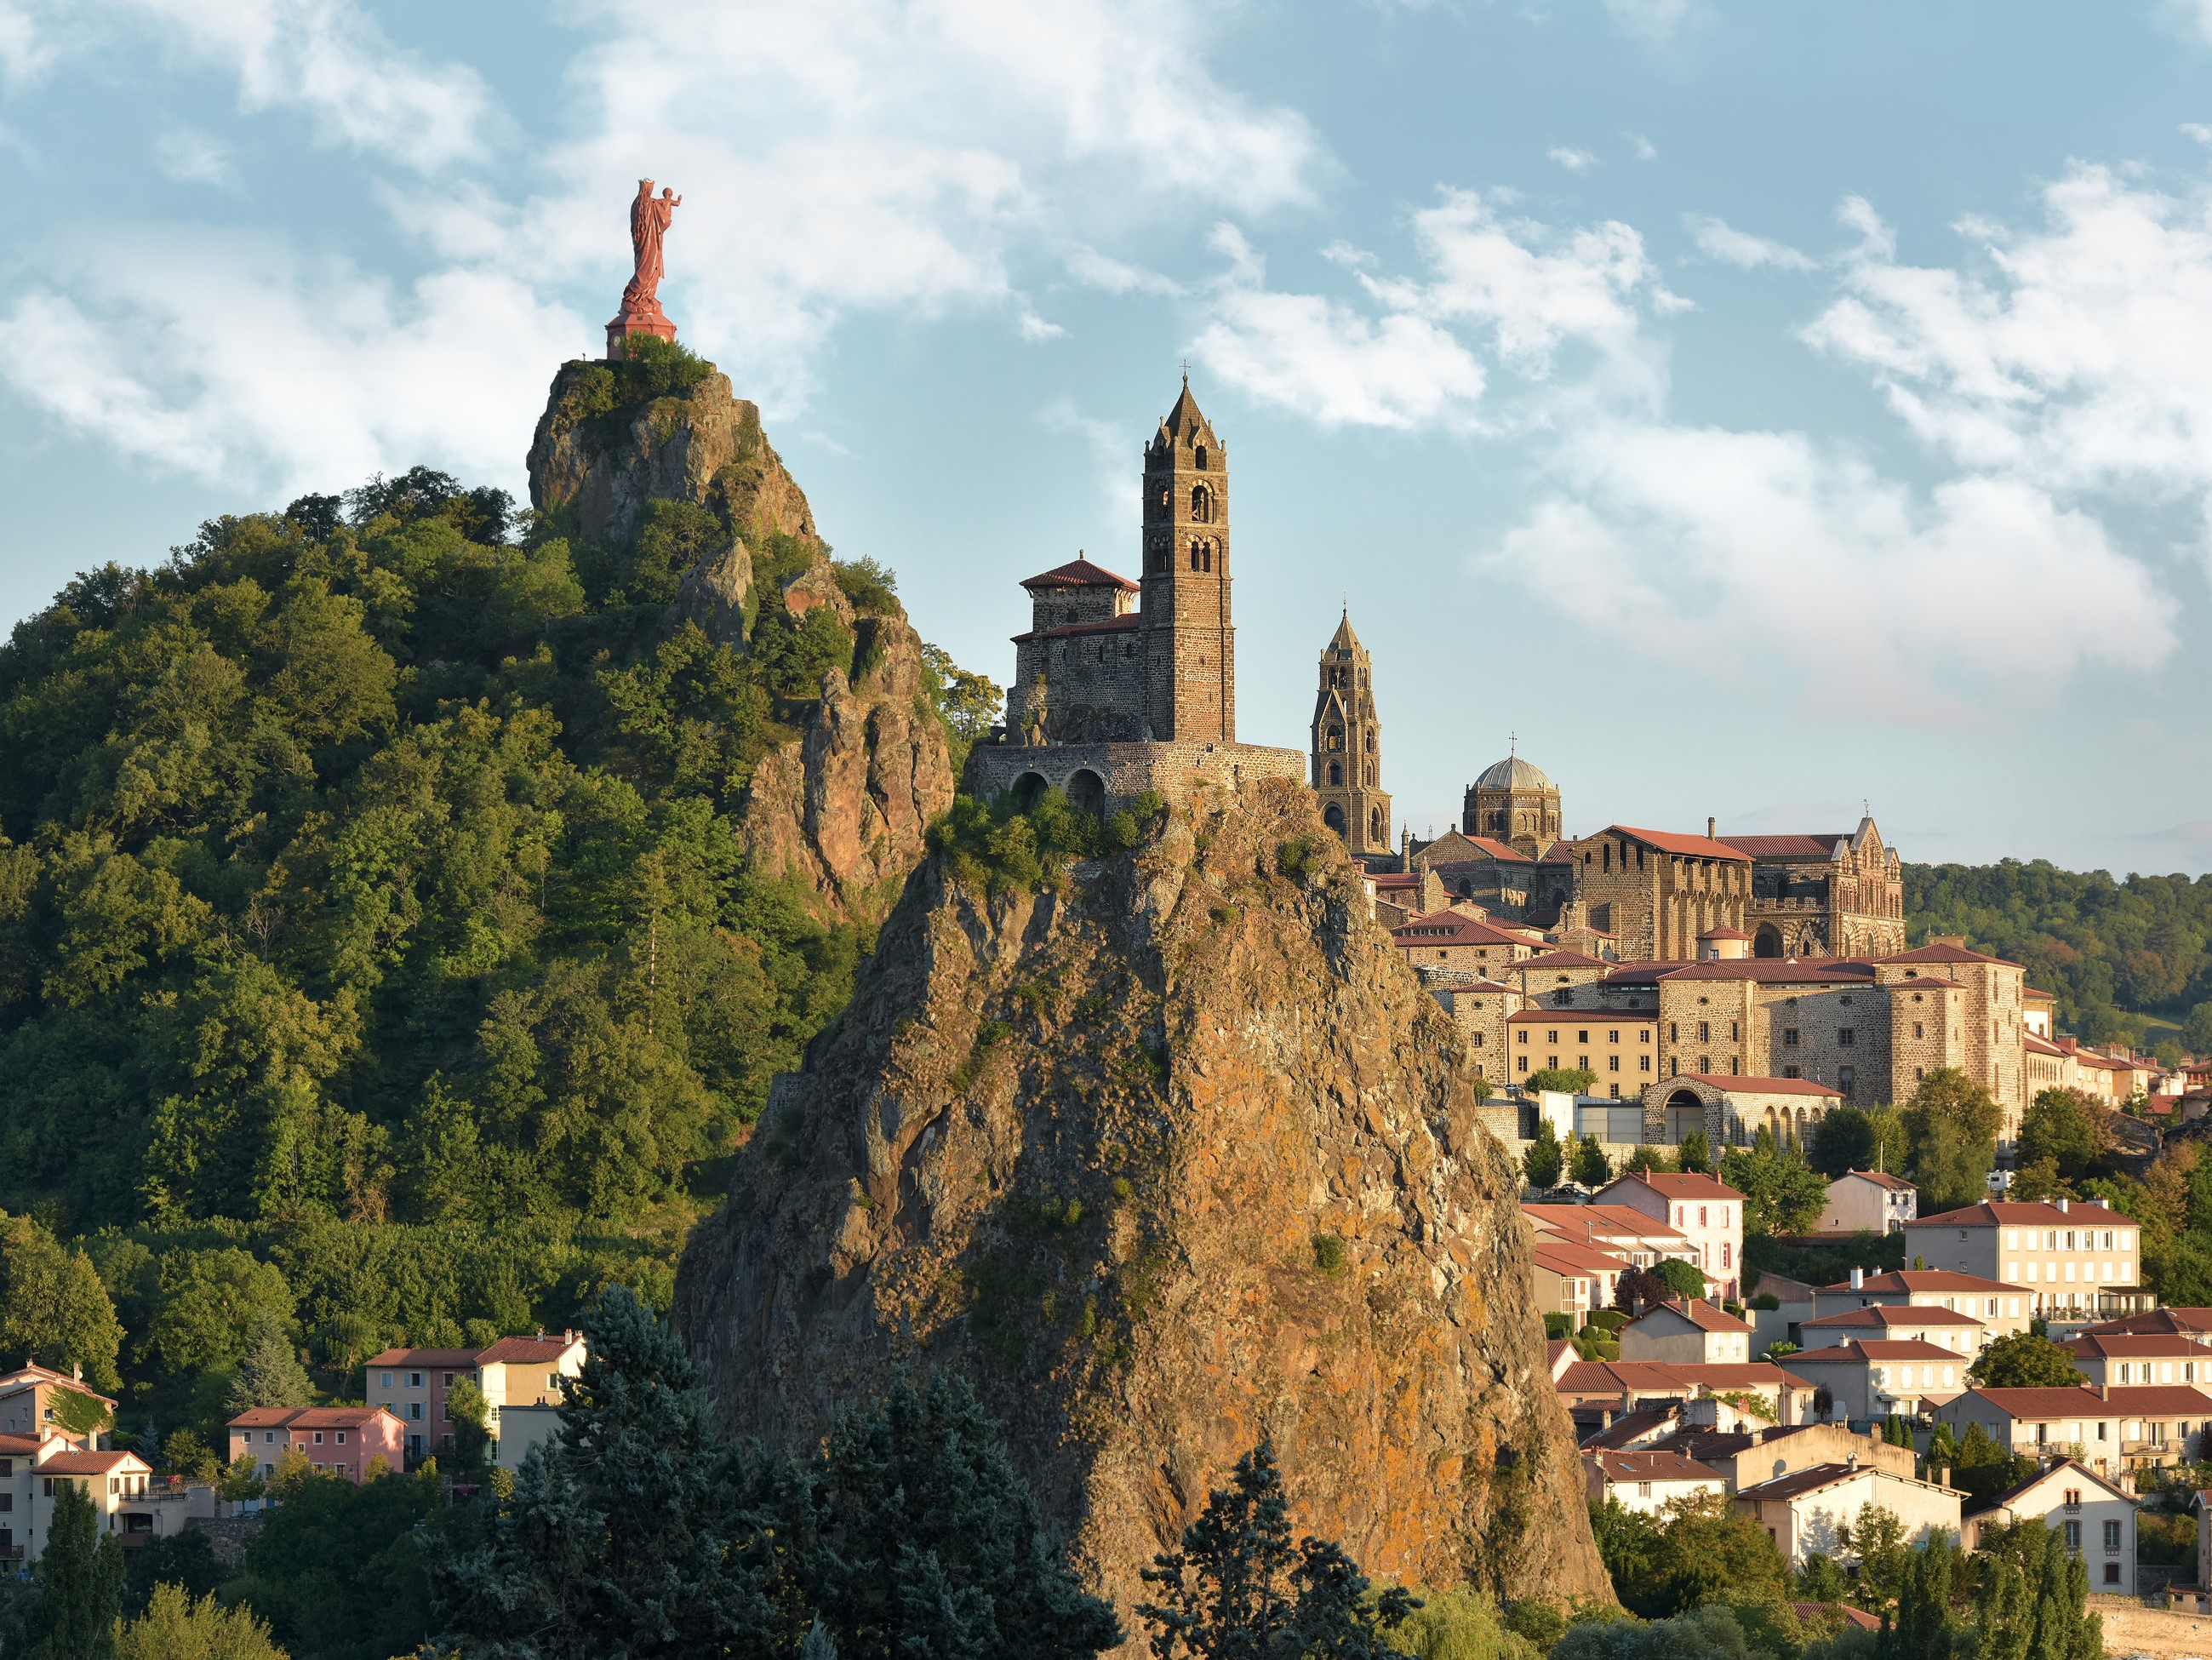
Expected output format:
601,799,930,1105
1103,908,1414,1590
1312,611,1391,856
1140,376,1232,743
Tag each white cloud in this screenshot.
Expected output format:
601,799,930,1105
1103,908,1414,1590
0,230,586,495
153,126,238,189
1803,163,2212,518
1040,398,1139,525
1626,130,1658,162
0,1,51,83
1549,146,1598,173
2183,122,2212,146
1488,421,2177,707
1017,310,1065,342
1194,190,1686,429
2159,0,2212,45
1683,212,1816,271
1062,243,1182,296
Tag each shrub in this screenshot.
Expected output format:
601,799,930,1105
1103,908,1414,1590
1312,1233,1348,1274
832,556,900,614
1276,836,1319,879
1543,1312,1575,1341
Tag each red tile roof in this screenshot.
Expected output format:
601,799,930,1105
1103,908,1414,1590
1888,978,1963,993
476,1336,581,1365
1678,1073,1845,1097
1605,826,1752,861
1644,1299,1752,1334
1838,1170,1915,1191
1020,557,1138,592
1820,1269,2017,1294
1518,949,1614,969
1955,1386,2106,1416
1719,834,1851,860
1391,913,1531,948
367,1348,482,1367
1603,1171,1746,1201
37,1450,146,1474
2062,1334,2212,1359
1906,1200,2132,1228
1558,1359,1814,1394
1699,926,1751,941
1795,1605,1882,1632
2086,1309,2212,1337
229,1406,397,1429
1586,1449,1726,1483
1785,1340,1968,1363
1603,962,1872,987
1801,1305,1984,1329
1533,1240,1635,1276
1509,1008,1655,1025
1880,942,2023,970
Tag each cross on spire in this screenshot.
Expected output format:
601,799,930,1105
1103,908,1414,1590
1178,358,1192,383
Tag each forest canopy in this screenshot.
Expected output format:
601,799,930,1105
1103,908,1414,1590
0,463,984,1426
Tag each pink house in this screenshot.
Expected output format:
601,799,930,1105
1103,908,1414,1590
227,1406,405,1483
1595,1171,1747,1301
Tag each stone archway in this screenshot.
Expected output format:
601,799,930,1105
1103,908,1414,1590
1753,923,1784,959
1662,1088,1706,1144
1011,770,1047,811
1323,802,1346,835
1066,767,1106,816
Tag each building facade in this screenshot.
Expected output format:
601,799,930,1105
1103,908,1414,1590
1463,752,1563,857
1310,611,1390,856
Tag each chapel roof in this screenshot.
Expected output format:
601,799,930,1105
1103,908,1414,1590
1020,557,1140,592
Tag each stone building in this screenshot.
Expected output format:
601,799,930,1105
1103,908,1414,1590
1310,611,1391,856
1464,749,1563,856
1723,822,1906,959
968,378,1303,808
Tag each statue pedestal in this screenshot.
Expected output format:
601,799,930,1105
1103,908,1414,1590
606,301,677,360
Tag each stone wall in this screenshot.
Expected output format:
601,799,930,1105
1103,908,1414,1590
964,738,1306,815
1757,984,1892,1105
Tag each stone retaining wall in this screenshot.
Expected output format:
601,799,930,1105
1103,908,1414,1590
963,739,1305,813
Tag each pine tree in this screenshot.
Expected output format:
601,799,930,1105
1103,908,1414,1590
1876,1542,1954,1660
1136,1440,1415,1658
224,1315,313,1415
33,1480,125,1660
801,1372,1122,1659
1973,1519,2099,1660
426,1286,803,1659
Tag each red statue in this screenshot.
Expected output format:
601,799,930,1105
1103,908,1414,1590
607,179,682,360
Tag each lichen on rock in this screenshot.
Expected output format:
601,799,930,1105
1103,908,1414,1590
676,779,1611,1634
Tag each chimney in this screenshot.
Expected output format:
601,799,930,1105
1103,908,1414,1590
1850,1267,1864,1291
2057,1198,2069,1213
1707,816,1717,840
1847,1452,1859,1472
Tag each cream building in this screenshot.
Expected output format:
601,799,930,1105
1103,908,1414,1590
1620,1301,1757,1365
1901,1199,2149,1322
1734,1462,1962,1566
1963,1460,2139,1595
1584,1448,1728,1516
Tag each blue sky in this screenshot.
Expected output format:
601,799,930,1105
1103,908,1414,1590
3,1,2211,875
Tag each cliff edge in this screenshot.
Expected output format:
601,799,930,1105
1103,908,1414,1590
675,778,1609,1628
529,358,952,927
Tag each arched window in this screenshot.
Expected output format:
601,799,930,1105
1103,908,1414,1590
1191,485,1210,524
1328,727,1344,751
1328,761,1341,786
1190,541,1203,570
1369,807,1383,842
1202,545,1213,572
1195,444,1209,471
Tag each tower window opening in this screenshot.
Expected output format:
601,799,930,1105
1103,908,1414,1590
1329,761,1342,786
1329,728,1344,752
1195,444,1209,470
1190,541,1202,570
1191,485,1211,524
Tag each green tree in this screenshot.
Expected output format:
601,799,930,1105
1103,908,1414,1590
1137,1439,1415,1659
34,1480,126,1660
1523,1120,1563,1190
1877,1540,1960,1660
1843,1506,1907,1612
2184,1000,2212,1057
49,1387,113,1441
1526,1068,1598,1096
427,1287,802,1660
1619,1493,1787,1620
226,1464,441,1660
114,1583,289,1660
1677,1129,1712,1175
1970,1519,2099,1660
1571,1134,1613,1189
1942,1422,2036,1507
146,1249,297,1381
1795,1552,1848,1604
0,1212,125,1389
1900,1070,2000,1213
1652,1260,1709,1302
443,1374,491,1470
1588,1498,1662,1600
1552,1606,1758,1659
2016,1089,2109,1182
1968,1329,2082,1388
806,1373,1123,1659
225,1316,313,1415
1720,1129,1828,1236
922,644,1003,774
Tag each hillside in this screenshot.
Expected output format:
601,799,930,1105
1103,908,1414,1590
1904,859,2212,1055
0,341,973,1425
677,778,1611,1629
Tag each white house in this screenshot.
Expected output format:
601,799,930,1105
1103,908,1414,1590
1734,1461,1963,1566
1558,1360,1818,1428
1963,1459,2138,1595
1584,1448,1728,1515
1900,1199,2148,1323
1532,1240,1633,1321
1786,1340,1967,1421
1818,1171,1917,1236
1594,1171,1746,1301
1798,1303,1986,1357
1523,1203,1699,1270
1935,1384,2212,1474
1809,1268,2031,1347
1620,1300,1756,1365
2061,1333,2212,1388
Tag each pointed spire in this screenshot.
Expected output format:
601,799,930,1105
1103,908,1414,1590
1328,609,1362,653
1161,371,1210,439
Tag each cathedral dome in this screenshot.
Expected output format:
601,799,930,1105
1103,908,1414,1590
1475,755,1552,792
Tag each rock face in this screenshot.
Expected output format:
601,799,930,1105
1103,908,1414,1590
528,358,953,928
676,779,1610,1632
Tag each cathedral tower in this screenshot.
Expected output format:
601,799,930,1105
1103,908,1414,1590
1140,377,1232,742
1312,611,1391,856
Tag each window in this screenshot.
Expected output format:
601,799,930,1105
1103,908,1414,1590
2104,1520,2123,1551
1784,1065,1800,1079
1640,1056,1650,1072
2105,1564,2122,1585
313,1431,324,1445
1697,1022,1710,1043
1783,1028,1799,1047
1518,1056,1528,1073
1913,1022,1923,1039
1839,1065,1855,1094
1518,1030,1529,1045
2064,1520,2081,1552
380,1371,392,1388
1669,1023,1678,1042
265,1431,276,1445
1838,1027,1855,1046
1578,1031,1589,1045
409,1371,423,1388
1609,1056,1620,1072
409,1403,423,1421
1637,1482,1653,1498
1700,1206,1709,1227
